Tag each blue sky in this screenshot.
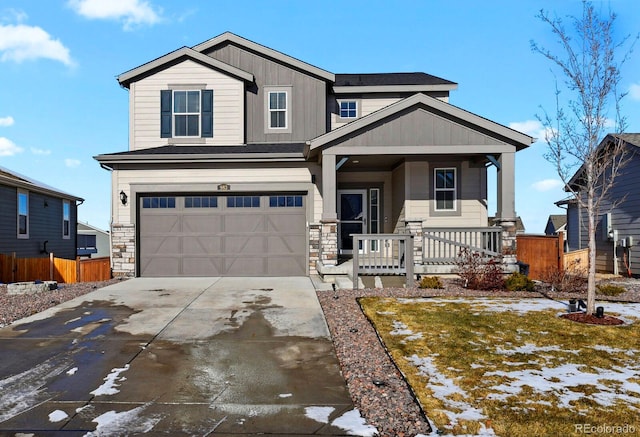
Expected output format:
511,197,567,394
0,0,639,232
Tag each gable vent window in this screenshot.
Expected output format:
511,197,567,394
161,89,213,139
339,101,357,118
269,91,287,129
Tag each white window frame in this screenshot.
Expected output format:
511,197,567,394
434,168,457,211
173,90,201,137
339,100,358,119
264,86,292,133
62,200,70,239
17,189,29,239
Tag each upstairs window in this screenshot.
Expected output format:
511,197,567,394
339,101,357,118
160,89,213,139
17,189,28,238
434,168,456,211
264,86,292,133
63,200,70,239
268,91,287,129
174,90,200,137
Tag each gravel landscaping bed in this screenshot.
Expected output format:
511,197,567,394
1,276,639,436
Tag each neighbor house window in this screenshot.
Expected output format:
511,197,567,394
17,189,28,238
434,168,456,211
339,101,357,118
264,87,291,133
62,200,70,239
160,89,213,139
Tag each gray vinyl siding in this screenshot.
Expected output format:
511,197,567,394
0,184,77,259
566,202,581,252
202,43,327,142
574,149,640,275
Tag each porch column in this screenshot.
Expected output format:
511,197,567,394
495,151,517,271
320,153,338,266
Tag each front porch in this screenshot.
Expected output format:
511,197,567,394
316,225,517,286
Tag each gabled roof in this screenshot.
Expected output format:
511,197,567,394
78,222,109,235
192,32,335,82
566,133,640,190
117,46,254,88
0,165,83,201
547,214,567,231
308,93,533,151
334,72,457,93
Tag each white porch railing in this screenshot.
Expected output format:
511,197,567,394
352,234,414,289
422,227,502,263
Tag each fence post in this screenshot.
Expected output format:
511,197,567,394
76,257,81,283
11,252,16,283
406,235,414,288
49,252,54,281
352,235,359,290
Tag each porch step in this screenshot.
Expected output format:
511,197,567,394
335,275,364,290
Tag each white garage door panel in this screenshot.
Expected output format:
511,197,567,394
139,194,306,277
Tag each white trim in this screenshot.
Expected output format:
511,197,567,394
17,189,29,239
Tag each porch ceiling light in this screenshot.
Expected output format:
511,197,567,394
119,190,128,206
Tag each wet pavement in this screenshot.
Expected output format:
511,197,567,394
0,277,370,435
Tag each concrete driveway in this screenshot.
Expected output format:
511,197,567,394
0,277,372,435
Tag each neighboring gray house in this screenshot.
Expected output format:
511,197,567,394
95,32,533,279
545,214,568,252
77,222,110,258
0,166,83,259
562,133,640,276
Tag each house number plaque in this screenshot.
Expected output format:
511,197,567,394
217,184,230,191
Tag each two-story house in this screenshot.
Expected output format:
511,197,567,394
95,32,533,279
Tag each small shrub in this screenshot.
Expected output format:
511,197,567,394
596,284,627,296
419,276,443,289
453,248,505,290
505,272,536,292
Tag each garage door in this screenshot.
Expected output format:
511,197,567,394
139,194,307,277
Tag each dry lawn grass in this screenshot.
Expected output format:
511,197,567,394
360,297,640,436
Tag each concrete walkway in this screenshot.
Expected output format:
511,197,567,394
0,277,371,435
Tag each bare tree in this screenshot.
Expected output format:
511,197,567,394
531,1,637,314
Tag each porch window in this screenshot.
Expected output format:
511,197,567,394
435,168,456,211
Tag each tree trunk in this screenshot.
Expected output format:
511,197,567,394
586,185,596,315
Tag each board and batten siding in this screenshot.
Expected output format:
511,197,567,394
114,166,319,225
0,185,77,259
202,44,327,143
129,60,244,150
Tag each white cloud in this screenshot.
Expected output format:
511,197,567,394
65,158,81,168
68,0,162,30
532,179,564,192
0,137,24,156
31,147,51,156
0,24,74,66
0,116,14,127
509,120,551,143
629,83,640,101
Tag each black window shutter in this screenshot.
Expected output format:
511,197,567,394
160,90,172,138
201,90,213,138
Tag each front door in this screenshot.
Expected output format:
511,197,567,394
338,190,367,254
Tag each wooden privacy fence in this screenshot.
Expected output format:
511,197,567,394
516,234,564,280
564,248,589,275
0,253,111,284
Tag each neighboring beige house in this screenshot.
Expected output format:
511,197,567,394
95,32,533,279
77,222,110,259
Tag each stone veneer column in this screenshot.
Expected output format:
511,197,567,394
111,223,135,277
405,220,424,264
494,218,518,273
320,220,338,266
308,224,321,274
